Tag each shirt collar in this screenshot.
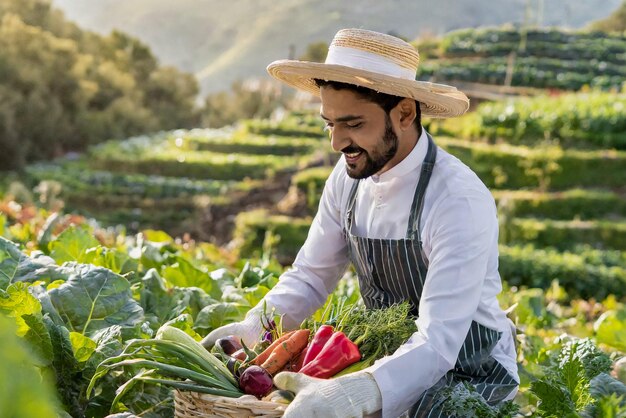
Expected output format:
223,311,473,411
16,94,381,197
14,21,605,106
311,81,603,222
371,128,428,183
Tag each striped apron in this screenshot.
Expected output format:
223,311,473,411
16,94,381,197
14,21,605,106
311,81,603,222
344,133,518,417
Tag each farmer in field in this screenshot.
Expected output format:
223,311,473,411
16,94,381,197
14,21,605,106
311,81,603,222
203,28,519,417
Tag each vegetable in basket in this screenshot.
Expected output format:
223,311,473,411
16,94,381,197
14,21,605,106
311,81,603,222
301,324,334,367
258,329,310,375
215,336,243,356
238,365,274,398
299,331,361,379
87,325,243,413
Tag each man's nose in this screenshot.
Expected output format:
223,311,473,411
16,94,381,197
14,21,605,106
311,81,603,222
329,126,350,152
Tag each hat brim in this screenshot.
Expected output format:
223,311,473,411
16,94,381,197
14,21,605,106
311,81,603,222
267,60,469,118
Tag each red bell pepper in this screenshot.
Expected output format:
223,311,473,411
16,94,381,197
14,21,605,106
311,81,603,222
299,331,361,378
302,324,335,367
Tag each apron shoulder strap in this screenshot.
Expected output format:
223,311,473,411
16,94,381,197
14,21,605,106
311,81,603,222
407,133,438,240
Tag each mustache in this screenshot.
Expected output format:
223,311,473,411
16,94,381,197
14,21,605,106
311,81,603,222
341,145,364,154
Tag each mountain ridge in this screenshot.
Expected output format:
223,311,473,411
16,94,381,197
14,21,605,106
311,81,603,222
51,0,622,94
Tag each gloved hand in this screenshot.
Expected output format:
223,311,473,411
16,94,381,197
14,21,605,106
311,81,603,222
200,305,266,349
273,371,382,418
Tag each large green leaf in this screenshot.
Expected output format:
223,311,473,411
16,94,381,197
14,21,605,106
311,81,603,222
241,285,270,307
22,313,54,367
589,373,626,399
0,282,42,334
162,313,202,340
594,309,626,352
88,325,124,367
69,331,97,363
194,302,248,333
142,229,173,243
0,315,59,418
0,281,54,367
43,315,85,418
0,237,66,289
32,284,66,326
136,240,171,271
139,268,214,329
49,226,100,264
0,213,6,238
48,263,144,335
84,326,126,417
87,246,138,275
162,255,222,299
36,212,62,254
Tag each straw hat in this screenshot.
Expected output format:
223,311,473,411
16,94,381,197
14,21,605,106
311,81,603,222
267,28,469,118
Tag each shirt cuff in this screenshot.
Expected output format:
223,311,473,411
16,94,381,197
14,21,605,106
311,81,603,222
370,364,402,418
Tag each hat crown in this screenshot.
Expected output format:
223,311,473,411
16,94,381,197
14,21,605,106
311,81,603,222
330,29,420,72
265,28,469,118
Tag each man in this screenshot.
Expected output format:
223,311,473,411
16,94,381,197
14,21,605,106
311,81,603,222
203,28,519,418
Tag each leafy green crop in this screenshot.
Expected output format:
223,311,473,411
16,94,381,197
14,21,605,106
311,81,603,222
530,338,615,417
441,383,519,418
0,314,60,418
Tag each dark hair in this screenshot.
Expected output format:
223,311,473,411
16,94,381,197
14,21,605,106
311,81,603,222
314,79,421,126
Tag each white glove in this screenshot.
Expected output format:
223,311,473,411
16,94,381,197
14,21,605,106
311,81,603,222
273,371,382,418
200,305,267,349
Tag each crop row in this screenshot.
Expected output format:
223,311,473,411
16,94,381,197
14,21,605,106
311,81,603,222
446,92,626,149
25,164,235,198
294,166,626,219
492,189,626,220
438,27,626,61
291,138,626,195
1,205,625,417
432,56,626,78
90,126,325,159
233,209,626,300
502,217,626,251
417,57,625,91
239,114,326,138
89,150,311,181
85,128,325,181
293,171,626,221
439,138,626,190
179,132,323,156
233,207,626,256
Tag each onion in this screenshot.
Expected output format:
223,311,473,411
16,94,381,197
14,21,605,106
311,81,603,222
238,366,273,399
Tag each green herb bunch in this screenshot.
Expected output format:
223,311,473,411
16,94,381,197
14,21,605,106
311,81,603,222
338,302,418,361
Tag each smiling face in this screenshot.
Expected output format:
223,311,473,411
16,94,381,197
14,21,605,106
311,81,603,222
319,86,419,179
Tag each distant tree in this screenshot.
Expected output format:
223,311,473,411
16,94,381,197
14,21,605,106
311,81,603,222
202,90,234,128
0,87,23,169
105,30,158,82
589,0,626,32
299,41,328,63
0,0,201,170
144,66,200,129
201,80,288,128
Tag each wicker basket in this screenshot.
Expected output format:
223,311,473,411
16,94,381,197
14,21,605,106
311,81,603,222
174,390,286,418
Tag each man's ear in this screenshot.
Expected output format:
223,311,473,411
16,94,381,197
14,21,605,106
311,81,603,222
396,98,417,131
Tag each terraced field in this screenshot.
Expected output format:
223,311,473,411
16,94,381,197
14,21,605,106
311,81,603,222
416,28,626,92
235,92,626,301
20,113,329,238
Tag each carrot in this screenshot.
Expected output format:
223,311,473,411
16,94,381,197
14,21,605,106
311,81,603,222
290,345,307,372
261,329,310,375
251,330,297,366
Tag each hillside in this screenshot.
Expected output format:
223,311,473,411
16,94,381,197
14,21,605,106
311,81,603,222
51,0,622,94
415,28,626,93
0,0,200,170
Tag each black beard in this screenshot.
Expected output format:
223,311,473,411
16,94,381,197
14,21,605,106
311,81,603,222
345,115,398,179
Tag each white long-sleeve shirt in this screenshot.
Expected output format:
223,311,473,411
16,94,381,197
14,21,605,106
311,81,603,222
263,129,519,418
